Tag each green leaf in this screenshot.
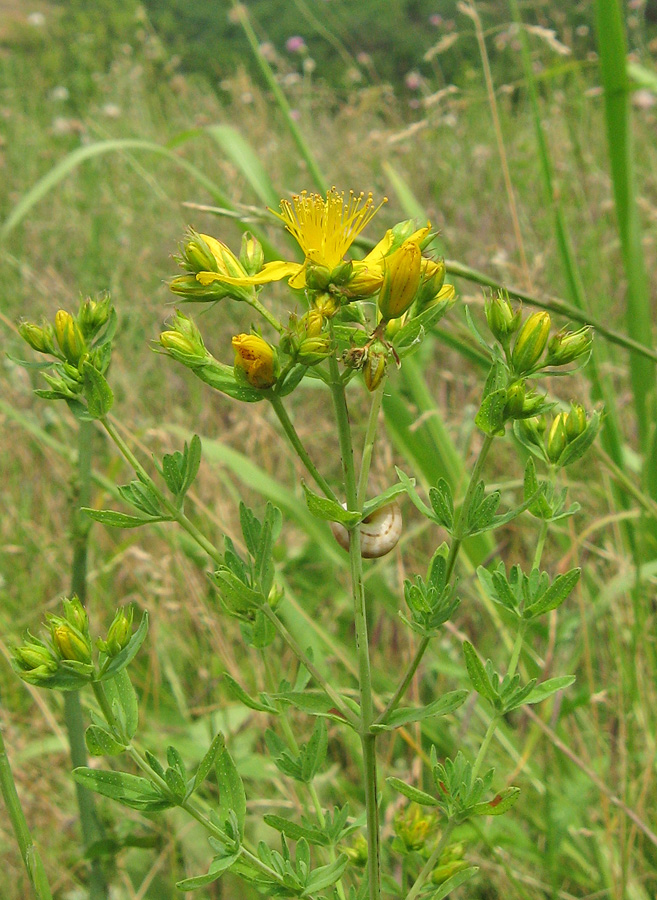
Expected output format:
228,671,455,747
73,768,172,811
303,853,349,894
100,670,139,741
216,748,246,840
524,568,580,617
275,691,359,724
176,852,240,891
82,362,114,418
82,508,161,528
470,786,521,817
99,612,149,681
301,482,360,526
85,725,125,757
301,719,328,783
525,675,575,705
361,482,411,520
211,568,265,613
462,641,498,703
429,478,454,530
395,466,434,520
263,815,329,847
393,297,455,354
556,411,601,467
192,733,225,794
223,674,278,713
474,388,507,436
426,865,479,899
376,690,468,731
386,777,440,807
181,434,202,494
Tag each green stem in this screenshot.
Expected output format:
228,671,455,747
0,725,53,900
377,434,495,723
405,820,456,900
64,418,107,900
328,348,380,900
471,716,500,782
262,606,359,728
507,621,528,682
247,294,284,334
532,520,550,571
100,418,223,566
356,380,386,508
269,395,339,502
232,2,327,192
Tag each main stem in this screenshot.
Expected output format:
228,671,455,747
377,434,495,724
329,349,380,900
64,418,107,900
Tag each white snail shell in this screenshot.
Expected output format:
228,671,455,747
331,501,402,559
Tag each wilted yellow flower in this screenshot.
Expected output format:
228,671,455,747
232,333,278,389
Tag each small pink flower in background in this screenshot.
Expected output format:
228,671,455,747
405,71,423,91
429,14,442,26
286,35,307,54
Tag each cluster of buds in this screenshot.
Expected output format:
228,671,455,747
516,403,600,468
391,804,437,854
279,309,333,366
12,598,137,690
485,293,593,375
18,296,114,403
171,230,259,304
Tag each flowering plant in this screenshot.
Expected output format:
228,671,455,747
12,188,597,900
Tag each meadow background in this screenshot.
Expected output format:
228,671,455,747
1,0,657,897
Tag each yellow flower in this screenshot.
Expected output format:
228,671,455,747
196,188,385,291
377,239,423,321
232,333,278,389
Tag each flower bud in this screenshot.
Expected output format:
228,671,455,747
63,596,88,635
485,292,521,344
97,607,134,657
378,240,422,321
363,342,388,391
54,310,86,365
504,381,525,419
267,584,284,610
545,326,593,367
169,274,233,302
13,639,59,678
546,413,568,464
179,230,221,274
393,805,436,852
296,309,325,340
77,296,112,339
313,292,340,318
19,321,56,355
305,263,332,291
341,263,384,299
345,835,368,866
159,312,208,367
330,259,353,286
232,333,278,389
239,232,264,276
414,282,456,316
565,402,587,440
297,336,333,365
50,621,93,664
511,311,551,374
517,415,547,449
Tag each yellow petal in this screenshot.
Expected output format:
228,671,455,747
197,261,301,286
362,230,394,269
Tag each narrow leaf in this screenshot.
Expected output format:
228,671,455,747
386,777,440,807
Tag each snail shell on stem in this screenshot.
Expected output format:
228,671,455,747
330,501,402,559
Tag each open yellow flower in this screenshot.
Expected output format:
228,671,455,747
197,188,386,291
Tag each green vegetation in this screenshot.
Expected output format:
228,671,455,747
1,1,657,898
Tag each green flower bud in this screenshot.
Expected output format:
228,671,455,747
169,274,232,302
363,342,388,392
345,834,368,866
511,311,551,374
545,326,593,367
297,336,333,366
313,292,340,318
267,584,284,610
546,413,568,464
516,415,547,449
565,402,588,440
485,292,522,345
63,596,88,635
159,312,208,366
19,320,56,355
239,232,264,276
330,259,353,286
54,310,86,365
13,638,59,677
77,296,112,339
504,381,526,419
179,230,221,274
305,263,332,291
97,607,134,657
393,805,436,852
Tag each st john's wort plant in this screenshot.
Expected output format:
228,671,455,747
12,188,598,899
